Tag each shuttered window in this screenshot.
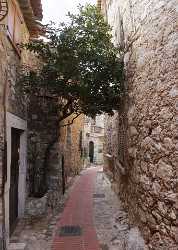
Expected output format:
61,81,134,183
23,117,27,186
7,0,15,40
7,0,23,54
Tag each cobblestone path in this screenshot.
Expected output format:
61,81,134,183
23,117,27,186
10,166,146,250
94,167,147,250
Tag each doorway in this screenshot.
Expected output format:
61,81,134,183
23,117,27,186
89,141,94,163
5,112,27,244
9,128,21,235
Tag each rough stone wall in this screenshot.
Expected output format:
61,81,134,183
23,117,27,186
0,105,4,248
60,114,84,176
27,95,61,198
102,0,178,249
0,4,32,245
0,38,63,215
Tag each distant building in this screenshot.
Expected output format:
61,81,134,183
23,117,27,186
83,115,104,167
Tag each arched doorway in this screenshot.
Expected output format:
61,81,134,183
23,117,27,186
89,141,94,163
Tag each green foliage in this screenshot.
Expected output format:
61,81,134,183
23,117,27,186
22,4,124,120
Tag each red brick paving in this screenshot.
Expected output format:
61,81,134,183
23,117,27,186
52,167,101,250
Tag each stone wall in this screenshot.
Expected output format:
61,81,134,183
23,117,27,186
0,10,30,245
60,114,84,176
102,0,178,249
27,95,61,199
0,0,43,245
0,105,5,249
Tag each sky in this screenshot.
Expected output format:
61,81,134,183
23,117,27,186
42,0,97,24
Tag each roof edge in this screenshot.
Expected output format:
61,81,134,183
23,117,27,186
17,0,43,37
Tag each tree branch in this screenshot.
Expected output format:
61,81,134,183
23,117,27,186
35,94,59,100
59,113,82,128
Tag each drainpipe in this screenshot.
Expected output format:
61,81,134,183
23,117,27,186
1,70,8,250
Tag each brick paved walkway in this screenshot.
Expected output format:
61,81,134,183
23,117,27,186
52,167,101,250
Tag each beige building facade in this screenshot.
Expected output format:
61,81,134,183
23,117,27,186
83,115,104,167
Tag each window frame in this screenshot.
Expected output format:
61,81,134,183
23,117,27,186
7,0,23,56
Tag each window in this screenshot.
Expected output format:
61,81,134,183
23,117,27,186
7,0,23,53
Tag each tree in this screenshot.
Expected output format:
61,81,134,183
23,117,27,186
22,4,124,122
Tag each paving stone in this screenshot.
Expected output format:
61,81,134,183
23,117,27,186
52,167,100,250
9,177,78,250
94,168,147,250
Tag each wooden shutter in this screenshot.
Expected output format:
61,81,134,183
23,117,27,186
14,10,22,46
7,0,16,40
7,0,23,54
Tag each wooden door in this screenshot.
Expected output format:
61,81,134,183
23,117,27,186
9,128,21,235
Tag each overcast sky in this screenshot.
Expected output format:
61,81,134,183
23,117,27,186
42,0,97,24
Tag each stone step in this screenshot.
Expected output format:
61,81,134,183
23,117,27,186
8,243,27,250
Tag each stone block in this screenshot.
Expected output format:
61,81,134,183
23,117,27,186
169,210,176,221
144,120,152,128
156,160,173,179
140,175,150,190
164,192,177,203
151,126,162,141
25,195,47,216
157,201,167,216
152,211,162,222
163,137,174,150
175,102,178,111
169,86,178,97
129,126,138,137
159,107,173,121
128,147,137,158
146,214,157,229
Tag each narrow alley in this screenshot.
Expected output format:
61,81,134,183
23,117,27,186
10,166,147,250
0,0,177,250
52,167,100,250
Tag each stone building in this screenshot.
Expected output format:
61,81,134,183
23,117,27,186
60,114,85,178
99,0,177,249
28,110,85,211
83,115,104,167
0,0,43,248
